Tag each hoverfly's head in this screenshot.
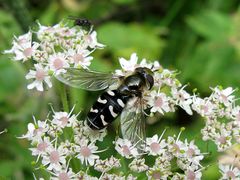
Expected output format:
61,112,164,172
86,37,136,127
135,67,154,90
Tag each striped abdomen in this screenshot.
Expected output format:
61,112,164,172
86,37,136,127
87,90,130,130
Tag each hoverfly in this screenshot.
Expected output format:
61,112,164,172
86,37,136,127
56,67,154,145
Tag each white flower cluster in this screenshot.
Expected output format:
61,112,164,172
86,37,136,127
22,109,204,179
21,108,108,179
192,87,240,152
115,129,204,179
21,108,147,179
16,50,240,178
7,20,240,179
5,21,104,91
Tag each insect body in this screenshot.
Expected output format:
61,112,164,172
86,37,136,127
56,67,154,144
68,16,92,29
87,67,154,130
87,89,130,130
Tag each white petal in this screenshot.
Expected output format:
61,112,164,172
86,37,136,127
36,82,44,91
27,82,36,89
28,123,35,132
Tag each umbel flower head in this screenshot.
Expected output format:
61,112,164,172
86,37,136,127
6,20,240,179
16,50,240,178
5,20,104,91
21,108,206,179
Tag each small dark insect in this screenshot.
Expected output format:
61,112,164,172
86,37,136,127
68,16,92,29
56,67,154,145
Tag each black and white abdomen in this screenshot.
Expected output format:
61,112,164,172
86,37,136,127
87,90,130,130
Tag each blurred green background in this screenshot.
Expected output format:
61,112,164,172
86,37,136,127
1,0,240,179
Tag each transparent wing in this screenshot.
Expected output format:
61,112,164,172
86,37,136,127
120,97,146,147
55,68,120,91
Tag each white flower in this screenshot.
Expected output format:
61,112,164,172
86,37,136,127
21,123,36,140
114,138,139,159
42,145,67,171
185,169,202,180
52,111,77,129
211,87,235,107
21,118,49,142
167,132,187,158
185,140,204,166
192,96,215,117
48,53,69,75
172,87,193,115
115,53,161,82
76,139,99,166
160,69,180,87
67,48,93,68
59,26,76,38
115,53,138,75
83,31,105,49
25,64,52,91
147,91,171,114
173,140,204,172
215,128,232,152
37,24,55,41
219,164,240,180
30,137,52,157
146,134,167,156
140,59,161,71
5,32,39,62
51,168,77,180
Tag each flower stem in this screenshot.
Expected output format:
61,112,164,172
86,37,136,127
58,81,69,112
57,81,81,171
120,156,128,174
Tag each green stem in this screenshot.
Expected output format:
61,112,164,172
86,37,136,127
57,81,81,170
58,82,69,112
121,156,128,174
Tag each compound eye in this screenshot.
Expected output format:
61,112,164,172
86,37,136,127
146,75,154,90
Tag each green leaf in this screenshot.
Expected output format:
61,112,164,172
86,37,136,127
0,161,18,177
180,41,240,92
186,11,232,40
98,22,165,60
0,59,25,102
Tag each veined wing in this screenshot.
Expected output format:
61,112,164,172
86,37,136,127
56,68,121,91
120,97,146,148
